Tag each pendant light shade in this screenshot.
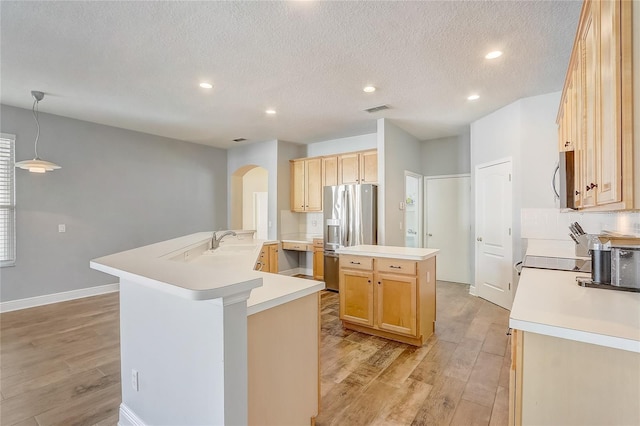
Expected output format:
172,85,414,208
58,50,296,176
15,91,61,173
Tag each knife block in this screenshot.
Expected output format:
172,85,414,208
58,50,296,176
575,234,597,257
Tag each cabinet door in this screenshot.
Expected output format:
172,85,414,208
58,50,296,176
313,249,324,280
581,1,598,208
256,247,269,272
596,0,622,205
359,151,378,184
291,160,306,212
338,153,360,185
376,273,417,336
305,158,323,211
508,329,523,425
268,245,278,273
573,51,584,208
322,156,338,187
339,269,374,326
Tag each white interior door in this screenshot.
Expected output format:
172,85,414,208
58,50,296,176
475,159,513,309
253,192,268,240
424,175,471,284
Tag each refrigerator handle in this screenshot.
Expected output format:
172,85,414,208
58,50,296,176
343,189,350,247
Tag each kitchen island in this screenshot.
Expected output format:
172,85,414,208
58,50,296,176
336,245,439,346
509,240,640,425
90,232,324,426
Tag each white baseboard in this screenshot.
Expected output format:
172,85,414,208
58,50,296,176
469,285,477,296
0,283,119,313
118,403,146,426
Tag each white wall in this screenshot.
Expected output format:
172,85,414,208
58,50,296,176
242,167,268,230
379,119,422,246
1,104,227,302
421,130,471,176
470,92,560,293
306,133,377,157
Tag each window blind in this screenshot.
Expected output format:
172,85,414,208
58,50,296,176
0,134,16,266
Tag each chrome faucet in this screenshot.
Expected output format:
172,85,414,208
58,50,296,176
211,230,237,250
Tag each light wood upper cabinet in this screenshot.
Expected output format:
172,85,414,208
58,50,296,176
322,156,338,187
557,0,633,211
290,158,322,212
360,150,378,184
338,153,360,184
338,150,378,185
596,0,622,205
290,149,378,212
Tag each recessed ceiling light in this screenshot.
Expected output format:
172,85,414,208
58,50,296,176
265,109,277,115
485,51,503,59
199,82,213,89
467,94,480,101
363,86,376,93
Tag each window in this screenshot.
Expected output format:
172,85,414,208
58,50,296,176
0,134,16,267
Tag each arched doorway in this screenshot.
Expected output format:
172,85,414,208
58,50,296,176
230,165,269,239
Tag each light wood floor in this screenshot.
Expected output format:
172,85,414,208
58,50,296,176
0,281,510,426
316,282,511,426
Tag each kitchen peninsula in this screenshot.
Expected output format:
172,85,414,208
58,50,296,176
509,241,640,425
90,232,324,426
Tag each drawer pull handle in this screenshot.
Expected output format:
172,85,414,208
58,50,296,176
350,261,361,265
389,265,402,269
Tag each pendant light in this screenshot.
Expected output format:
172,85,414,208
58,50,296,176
15,91,61,173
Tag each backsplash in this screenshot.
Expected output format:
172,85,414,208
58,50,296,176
521,208,640,240
279,210,323,239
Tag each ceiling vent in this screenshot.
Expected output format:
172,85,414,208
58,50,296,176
364,104,390,113
233,138,247,143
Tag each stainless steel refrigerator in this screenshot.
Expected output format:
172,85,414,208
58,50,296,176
323,184,377,291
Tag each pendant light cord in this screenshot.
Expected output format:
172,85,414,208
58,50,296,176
32,97,40,159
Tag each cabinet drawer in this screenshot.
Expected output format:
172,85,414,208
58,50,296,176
376,258,417,275
313,238,324,248
340,255,373,271
282,242,311,251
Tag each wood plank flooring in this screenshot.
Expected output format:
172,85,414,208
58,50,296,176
315,282,511,426
0,281,510,425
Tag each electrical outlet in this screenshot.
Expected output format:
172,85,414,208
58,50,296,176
58,224,66,233
131,369,139,391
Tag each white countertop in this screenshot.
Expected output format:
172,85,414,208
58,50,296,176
336,245,439,261
280,233,322,244
510,239,640,353
90,232,324,314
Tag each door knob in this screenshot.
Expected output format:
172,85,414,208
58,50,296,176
477,237,483,242
428,233,433,237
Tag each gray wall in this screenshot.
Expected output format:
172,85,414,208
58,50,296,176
378,119,422,246
0,104,227,302
306,133,377,157
227,140,279,240
421,130,471,176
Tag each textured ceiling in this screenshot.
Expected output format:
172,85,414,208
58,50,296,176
1,1,582,149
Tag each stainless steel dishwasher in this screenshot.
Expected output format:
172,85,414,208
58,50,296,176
323,251,340,291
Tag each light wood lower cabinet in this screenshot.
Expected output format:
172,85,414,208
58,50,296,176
312,238,324,281
339,254,435,346
509,330,640,425
255,243,278,273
